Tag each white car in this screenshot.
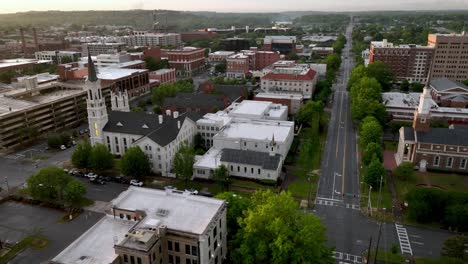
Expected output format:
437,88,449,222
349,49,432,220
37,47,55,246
86,172,97,179
130,180,144,187
60,145,67,150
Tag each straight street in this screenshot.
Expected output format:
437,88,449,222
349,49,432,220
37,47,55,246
314,21,453,262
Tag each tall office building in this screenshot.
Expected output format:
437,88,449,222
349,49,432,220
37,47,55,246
428,33,468,82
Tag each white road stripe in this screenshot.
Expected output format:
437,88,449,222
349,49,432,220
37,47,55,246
395,224,413,255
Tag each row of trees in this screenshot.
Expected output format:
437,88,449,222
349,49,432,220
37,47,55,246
360,117,385,189
144,57,169,71
218,190,334,264
71,142,114,172
406,188,468,232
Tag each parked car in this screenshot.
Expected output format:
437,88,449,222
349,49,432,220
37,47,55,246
90,178,105,185
164,185,176,191
60,145,67,150
86,172,98,179
130,180,144,187
198,191,213,197
100,176,112,182
185,188,199,195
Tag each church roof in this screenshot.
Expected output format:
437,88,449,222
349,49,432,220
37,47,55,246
415,125,468,147
220,149,281,170
103,111,202,146
87,52,98,82
430,78,468,92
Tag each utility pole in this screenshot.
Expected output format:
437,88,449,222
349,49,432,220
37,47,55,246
373,222,383,264
368,185,373,216
4,176,9,192
377,175,383,211
307,175,312,208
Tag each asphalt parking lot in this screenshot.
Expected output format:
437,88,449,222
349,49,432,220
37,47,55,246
0,201,103,263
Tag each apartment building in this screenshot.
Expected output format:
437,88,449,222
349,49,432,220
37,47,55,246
34,51,81,64
167,47,206,77
52,187,227,264
263,36,297,54
149,68,177,85
428,33,468,82
369,39,435,83
121,33,182,48
82,42,127,56
208,51,235,63
261,65,317,99
226,53,250,79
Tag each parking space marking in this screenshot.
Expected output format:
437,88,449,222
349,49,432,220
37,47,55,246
315,198,360,211
332,251,362,263
395,224,413,255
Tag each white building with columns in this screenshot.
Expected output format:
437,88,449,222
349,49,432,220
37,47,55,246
86,54,200,177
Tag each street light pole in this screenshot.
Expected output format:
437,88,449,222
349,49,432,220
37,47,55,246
307,176,312,208
377,175,383,211
4,176,9,192
368,186,373,217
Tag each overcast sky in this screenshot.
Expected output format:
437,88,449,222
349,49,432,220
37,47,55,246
1,0,468,13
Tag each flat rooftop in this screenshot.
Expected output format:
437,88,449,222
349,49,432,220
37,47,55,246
111,187,225,235
382,92,425,108
255,92,304,100
52,215,136,264
217,120,293,143
197,111,233,126
194,147,222,169
97,68,147,80
0,58,46,69
229,100,272,116
149,68,176,75
210,51,235,56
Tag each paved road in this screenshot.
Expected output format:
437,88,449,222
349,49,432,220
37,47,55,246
313,21,453,262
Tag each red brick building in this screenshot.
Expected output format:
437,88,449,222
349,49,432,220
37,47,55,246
143,47,161,62
254,92,303,115
167,47,206,77
254,51,280,70
226,53,250,79
430,78,468,108
369,39,434,83
149,68,176,85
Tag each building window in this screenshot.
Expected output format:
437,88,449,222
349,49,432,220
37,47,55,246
168,255,174,264
192,246,198,256
185,244,191,255
244,167,247,173
175,242,180,252
434,156,440,166
124,255,128,262
137,257,142,264
446,157,453,168
258,168,261,174
208,237,210,246
176,256,180,264
461,159,467,169
168,241,173,251
130,256,135,264
237,166,240,172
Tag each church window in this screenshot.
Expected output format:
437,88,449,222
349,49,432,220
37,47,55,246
434,156,440,166
446,157,453,168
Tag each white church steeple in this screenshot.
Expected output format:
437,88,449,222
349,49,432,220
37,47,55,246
86,52,108,146
413,69,433,132
111,89,130,112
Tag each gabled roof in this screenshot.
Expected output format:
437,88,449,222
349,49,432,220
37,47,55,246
220,149,281,170
430,78,468,92
213,84,249,102
416,126,468,147
103,111,201,146
403,127,415,141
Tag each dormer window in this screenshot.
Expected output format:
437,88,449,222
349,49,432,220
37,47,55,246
142,124,149,129
116,122,123,127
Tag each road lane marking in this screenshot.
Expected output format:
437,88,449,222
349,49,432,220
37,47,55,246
336,91,344,158
315,198,360,211
332,251,362,263
395,224,413,255
342,93,348,195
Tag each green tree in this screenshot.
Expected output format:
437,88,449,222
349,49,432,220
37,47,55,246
27,166,72,202
364,155,385,189
144,57,158,71
324,53,341,72
215,192,250,236
441,235,468,261
366,61,394,91
47,135,62,149
213,165,231,191
173,142,195,188
362,142,383,166
60,56,73,64
401,79,410,92
359,116,383,147
71,141,92,169
120,146,151,179
90,144,114,171
350,77,386,122
394,162,415,181
410,82,424,92
463,79,468,86
444,204,468,232
131,106,144,112
0,70,16,84
63,179,86,207
287,52,299,61
153,105,162,114
214,61,227,73
151,80,193,105
296,100,324,125
232,190,333,264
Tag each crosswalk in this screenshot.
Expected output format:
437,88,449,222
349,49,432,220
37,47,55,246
315,197,360,210
332,251,362,263
395,224,413,255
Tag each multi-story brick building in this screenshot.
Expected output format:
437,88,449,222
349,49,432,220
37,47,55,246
226,53,250,79
428,33,468,82
254,51,281,70
430,78,468,108
208,51,235,63
167,47,206,77
369,39,435,83
149,68,177,85
82,42,127,56
261,65,317,99
395,80,468,172
53,187,227,264
34,51,81,64
254,92,304,115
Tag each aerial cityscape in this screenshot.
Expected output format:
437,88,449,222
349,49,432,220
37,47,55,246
0,2,467,264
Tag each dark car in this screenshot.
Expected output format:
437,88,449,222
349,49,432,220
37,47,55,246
101,176,112,182
90,178,105,185
198,191,213,197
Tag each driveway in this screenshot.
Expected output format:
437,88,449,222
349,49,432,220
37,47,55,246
0,201,103,263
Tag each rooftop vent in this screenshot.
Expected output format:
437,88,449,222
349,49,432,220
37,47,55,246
156,208,169,217
142,124,149,129
117,122,123,127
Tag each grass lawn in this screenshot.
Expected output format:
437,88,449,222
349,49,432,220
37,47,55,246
424,172,468,192
0,235,49,264
288,172,318,199
384,140,398,151
367,250,405,264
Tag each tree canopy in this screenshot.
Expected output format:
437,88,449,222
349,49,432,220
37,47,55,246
362,142,383,166
350,77,386,123
151,80,193,105
393,162,415,181
359,116,383,148
215,192,250,236
364,155,385,189
120,146,151,179
90,144,114,171
71,141,92,169
231,190,333,264
213,165,231,191
173,142,195,187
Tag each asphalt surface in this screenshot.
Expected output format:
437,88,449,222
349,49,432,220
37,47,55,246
0,201,103,264
313,22,454,262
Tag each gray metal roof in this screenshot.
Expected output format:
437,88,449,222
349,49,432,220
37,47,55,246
416,126,468,147
103,111,201,146
430,78,468,92
403,127,415,141
163,93,226,110
220,149,281,170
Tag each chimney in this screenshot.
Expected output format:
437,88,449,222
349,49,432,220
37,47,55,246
177,120,181,129
32,28,39,50
158,115,163,124
165,109,171,116
173,111,179,118
20,28,26,53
